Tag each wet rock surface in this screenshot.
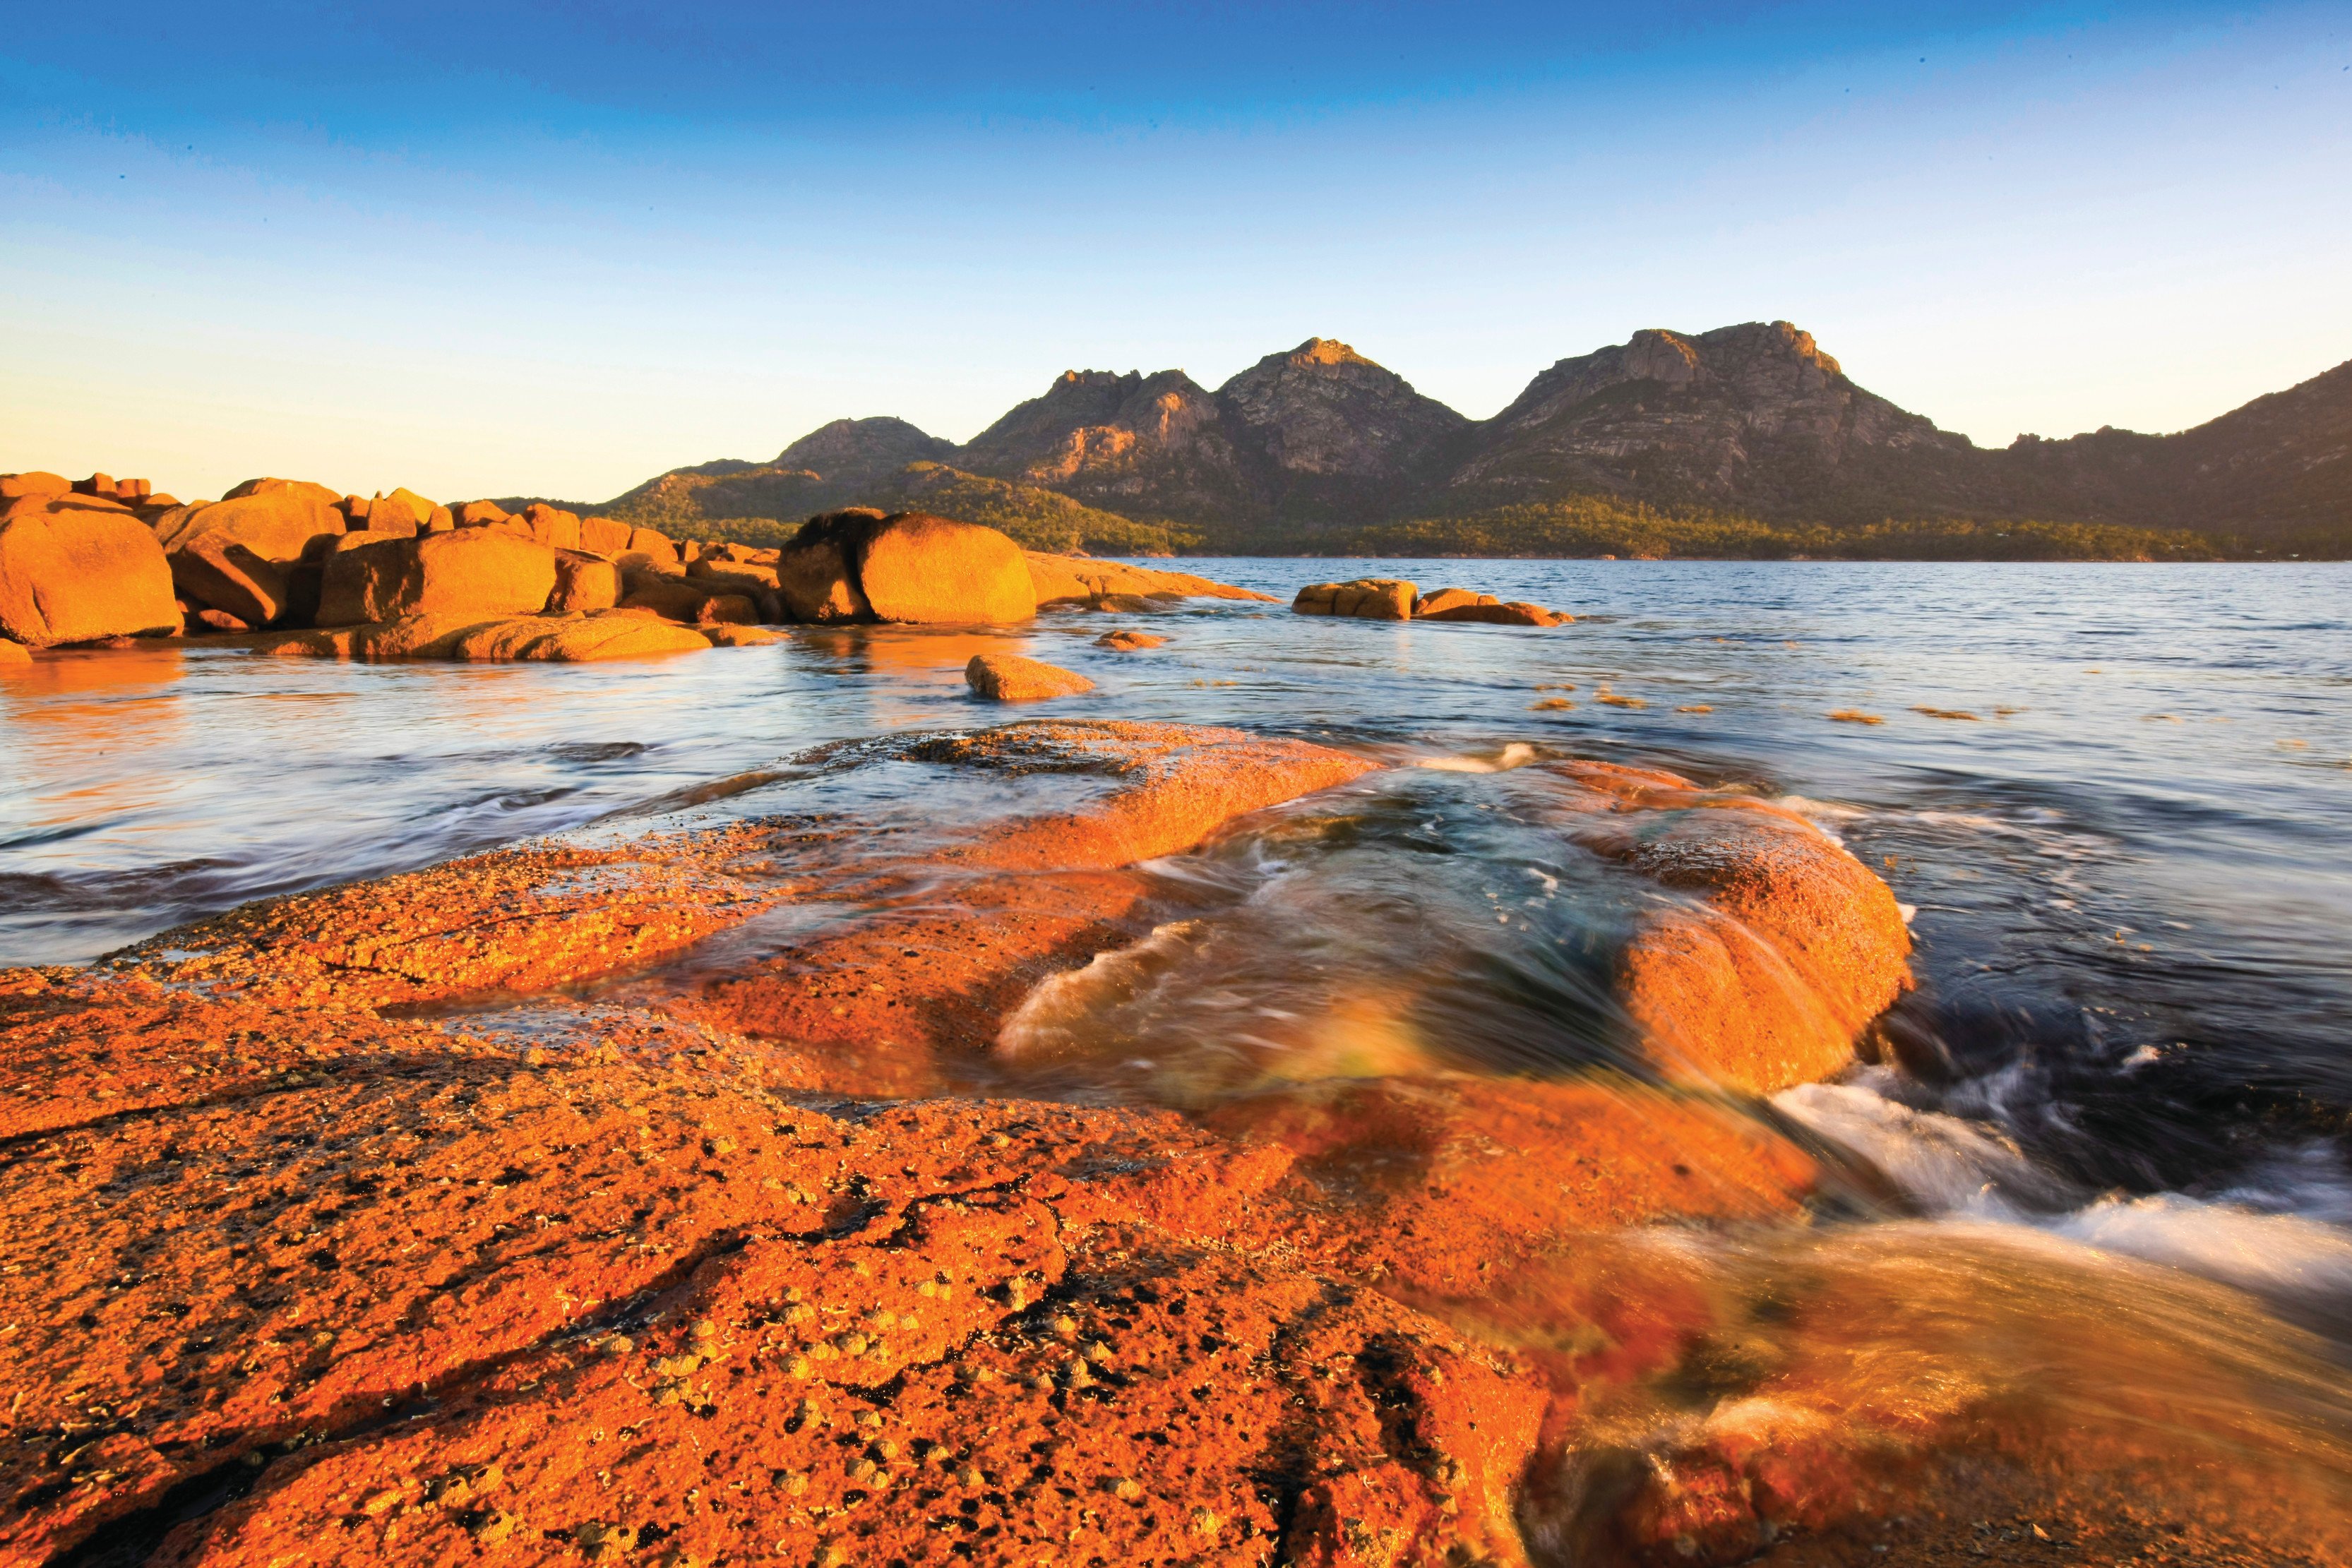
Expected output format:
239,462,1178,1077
4,719,2333,1566
965,654,1094,702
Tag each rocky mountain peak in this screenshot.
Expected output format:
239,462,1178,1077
773,417,953,484
1285,337,1375,368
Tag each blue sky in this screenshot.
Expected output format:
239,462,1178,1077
4,1,2347,503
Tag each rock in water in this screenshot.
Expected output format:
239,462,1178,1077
967,653,1094,701
1540,760,1914,1091
315,530,559,626
1023,551,1276,604
0,498,180,645
1292,577,1416,619
1095,629,1166,650
0,637,30,664
775,510,877,623
1422,599,1567,626
780,510,1036,625
859,513,1036,623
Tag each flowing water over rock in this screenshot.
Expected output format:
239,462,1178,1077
4,559,2349,1562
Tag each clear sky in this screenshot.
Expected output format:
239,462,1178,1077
4,1,2347,503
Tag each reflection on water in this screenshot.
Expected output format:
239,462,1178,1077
7,561,2352,1549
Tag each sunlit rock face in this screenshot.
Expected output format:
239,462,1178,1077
8,717,2329,1567
1447,321,1994,521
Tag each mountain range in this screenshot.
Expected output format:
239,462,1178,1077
564,322,2350,558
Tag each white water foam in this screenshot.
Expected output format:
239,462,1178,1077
1417,742,1539,774
1773,1078,2067,1214
994,918,1205,1061
1777,1078,2352,1309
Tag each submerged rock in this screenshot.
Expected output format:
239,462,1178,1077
967,652,1094,700
1095,628,1167,650
1025,550,1277,605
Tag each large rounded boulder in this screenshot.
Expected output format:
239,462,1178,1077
777,510,1034,624
153,484,344,565
315,529,558,626
0,497,181,645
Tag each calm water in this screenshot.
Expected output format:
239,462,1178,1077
8,558,2352,1524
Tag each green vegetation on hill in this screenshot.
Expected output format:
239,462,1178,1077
594,460,1198,556
883,464,1198,554
1310,496,2226,562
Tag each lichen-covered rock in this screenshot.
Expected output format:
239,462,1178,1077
967,652,1094,700
451,499,510,527
617,571,755,625
0,498,181,645
257,610,714,664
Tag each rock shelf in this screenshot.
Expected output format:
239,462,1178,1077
4,721,2328,1566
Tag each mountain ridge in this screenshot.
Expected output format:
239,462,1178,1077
586,323,2351,556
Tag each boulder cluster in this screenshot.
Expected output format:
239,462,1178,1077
1293,576,1571,626
0,474,1267,663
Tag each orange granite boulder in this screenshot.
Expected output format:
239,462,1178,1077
578,514,634,555
780,510,1036,625
314,529,559,626
517,501,583,551
547,547,620,611
967,652,1094,700
1294,577,1416,619
1538,761,1913,1091
167,533,290,627
775,508,878,622
153,486,343,565
0,497,181,645
0,469,71,500
859,513,1037,623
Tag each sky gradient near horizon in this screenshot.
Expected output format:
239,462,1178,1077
5,1,2348,504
